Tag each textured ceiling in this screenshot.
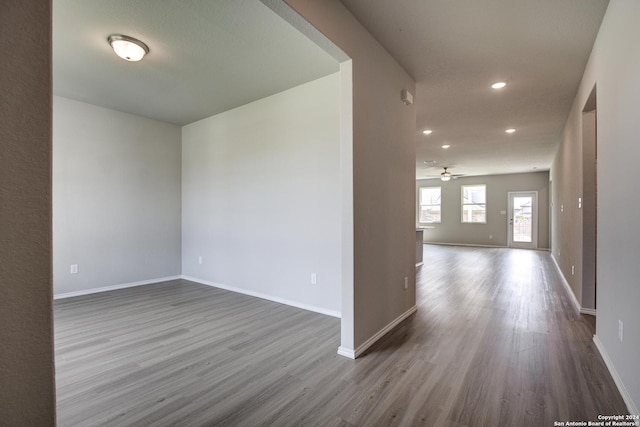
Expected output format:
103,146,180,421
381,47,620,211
341,0,609,179
53,0,339,125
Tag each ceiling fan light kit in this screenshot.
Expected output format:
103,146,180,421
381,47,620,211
424,167,464,181
440,167,455,181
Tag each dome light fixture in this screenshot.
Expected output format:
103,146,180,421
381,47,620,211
491,81,507,89
422,129,433,135
108,34,149,62
505,128,516,134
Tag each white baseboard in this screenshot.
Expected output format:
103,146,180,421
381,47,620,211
53,275,182,299
550,255,598,316
550,254,582,313
337,305,417,359
424,242,551,251
425,242,506,249
182,275,341,319
593,335,639,417
337,346,356,359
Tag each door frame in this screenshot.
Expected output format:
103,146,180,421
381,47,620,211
507,191,538,249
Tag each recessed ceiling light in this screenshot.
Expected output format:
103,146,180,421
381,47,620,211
442,144,450,149
108,34,149,62
422,129,433,135
491,82,506,89
505,128,516,134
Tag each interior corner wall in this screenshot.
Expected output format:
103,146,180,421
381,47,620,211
551,0,640,413
282,0,417,352
0,0,56,423
416,172,550,249
181,74,342,315
53,96,182,295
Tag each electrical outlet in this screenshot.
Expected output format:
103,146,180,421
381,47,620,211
311,273,317,284
70,264,78,274
571,265,575,276
404,277,408,290
619,320,624,342
578,197,582,209
198,256,203,265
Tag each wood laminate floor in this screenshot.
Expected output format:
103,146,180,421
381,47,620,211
54,245,629,426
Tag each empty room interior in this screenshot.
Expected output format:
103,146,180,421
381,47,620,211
2,0,640,425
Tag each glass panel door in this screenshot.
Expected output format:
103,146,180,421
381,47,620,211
508,191,538,249
512,196,533,242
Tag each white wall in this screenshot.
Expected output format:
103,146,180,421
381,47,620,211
182,74,341,315
551,0,640,414
53,96,182,295
417,172,550,248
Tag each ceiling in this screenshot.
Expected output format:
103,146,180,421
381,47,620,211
341,0,609,179
52,0,339,125
54,0,609,178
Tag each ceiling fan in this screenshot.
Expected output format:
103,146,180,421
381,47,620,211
438,167,465,181
422,162,465,181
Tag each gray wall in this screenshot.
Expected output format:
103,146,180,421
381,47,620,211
0,0,56,424
551,0,640,413
416,172,550,249
182,74,342,315
282,0,417,353
53,97,182,295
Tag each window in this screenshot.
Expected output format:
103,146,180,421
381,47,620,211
461,185,486,223
419,187,441,223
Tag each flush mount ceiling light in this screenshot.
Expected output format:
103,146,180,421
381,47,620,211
491,82,507,89
442,144,451,149
505,128,516,134
108,34,149,62
422,129,433,135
